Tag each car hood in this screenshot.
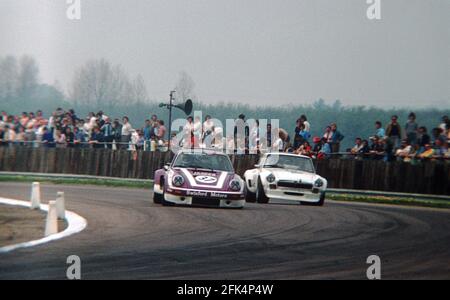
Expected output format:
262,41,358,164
173,168,237,190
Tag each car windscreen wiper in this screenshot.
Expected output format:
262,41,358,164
263,164,283,168
187,165,216,172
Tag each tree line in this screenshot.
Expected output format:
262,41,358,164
1,55,448,149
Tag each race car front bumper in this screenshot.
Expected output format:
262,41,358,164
264,185,325,203
165,188,246,208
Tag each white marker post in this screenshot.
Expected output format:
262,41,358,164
45,201,58,237
56,192,66,220
30,182,41,210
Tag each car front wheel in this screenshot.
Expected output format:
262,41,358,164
256,177,269,204
153,178,163,204
301,192,325,207
153,192,163,204
158,178,174,206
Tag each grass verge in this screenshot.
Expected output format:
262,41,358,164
0,175,153,189
328,193,450,209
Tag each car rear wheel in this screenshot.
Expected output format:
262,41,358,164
256,177,269,204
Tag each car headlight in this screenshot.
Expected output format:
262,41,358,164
314,178,324,188
229,179,241,191
266,173,276,183
172,174,185,187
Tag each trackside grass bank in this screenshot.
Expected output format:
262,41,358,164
328,194,450,209
0,175,153,189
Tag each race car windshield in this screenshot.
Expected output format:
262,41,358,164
173,153,234,172
264,155,315,173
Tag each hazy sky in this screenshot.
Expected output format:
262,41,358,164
1,0,449,107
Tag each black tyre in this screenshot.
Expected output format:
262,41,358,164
245,185,256,203
256,177,269,204
314,192,326,207
153,192,163,204
153,177,164,204
301,192,325,207
158,178,173,206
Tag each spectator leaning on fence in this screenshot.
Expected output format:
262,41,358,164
417,126,430,152
65,127,75,148
360,140,370,156
15,127,25,145
41,127,55,148
55,129,66,148
90,126,105,149
433,139,447,157
432,127,447,147
347,138,370,160
395,139,413,162
369,136,385,160
73,126,86,148
294,141,312,157
419,144,434,159
350,138,363,155
121,116,133,150
101,117,114,149
317,137,331,160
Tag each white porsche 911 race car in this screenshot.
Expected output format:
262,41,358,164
244,153,327,206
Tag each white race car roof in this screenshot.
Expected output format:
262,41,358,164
262,152,312,160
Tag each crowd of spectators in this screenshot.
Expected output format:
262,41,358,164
1,108,449,162
240,112,450,162
344,114,450,162
0,108,166,151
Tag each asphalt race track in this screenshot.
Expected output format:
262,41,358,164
0,182,449,280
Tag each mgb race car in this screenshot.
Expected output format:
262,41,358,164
244,153,327,206
153,149,246,208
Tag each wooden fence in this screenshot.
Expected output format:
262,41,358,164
0,147,449,195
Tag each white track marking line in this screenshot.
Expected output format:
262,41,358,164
0,197,87,254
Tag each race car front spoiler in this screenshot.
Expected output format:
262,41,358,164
166,188,245,200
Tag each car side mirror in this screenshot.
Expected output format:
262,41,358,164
164,164,170,171
254,164,261,168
